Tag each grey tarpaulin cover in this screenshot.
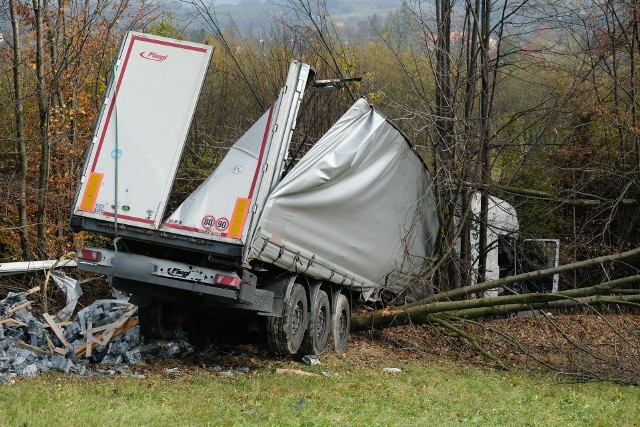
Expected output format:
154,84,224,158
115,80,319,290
248,98,439,301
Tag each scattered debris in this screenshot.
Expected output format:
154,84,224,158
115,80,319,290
87,366,145,379
383,367,402,375
294,394,306,412
0,374,15,384
50,271,83,322
301,355,321,366
0,286,194,381
275,368,320,377
202,363,222,372
321,371,339,377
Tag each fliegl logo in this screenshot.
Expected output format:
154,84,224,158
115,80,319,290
139,51,168,62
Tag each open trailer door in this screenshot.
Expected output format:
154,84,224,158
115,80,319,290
159,61,313,247
72,32,213,230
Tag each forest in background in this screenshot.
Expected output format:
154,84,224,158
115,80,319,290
0,0,639,291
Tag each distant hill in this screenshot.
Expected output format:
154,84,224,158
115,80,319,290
170,0,405,37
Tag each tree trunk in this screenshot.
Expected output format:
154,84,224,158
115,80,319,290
33,0,50,257
352,274,640,330
477,0,492,283
9,0,32,260
441,293,640,319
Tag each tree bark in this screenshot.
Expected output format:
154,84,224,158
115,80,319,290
477,0,492,284
352,274,640,330
33,0,51,256
435,293,640,320
9,0,32,260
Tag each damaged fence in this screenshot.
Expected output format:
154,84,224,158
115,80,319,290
0,272,193,382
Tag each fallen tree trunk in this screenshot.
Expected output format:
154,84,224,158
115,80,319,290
352,275,640,330
433,294,640,320
467,181,640,207
410,246,640,307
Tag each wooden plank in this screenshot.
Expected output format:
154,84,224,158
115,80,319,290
85,318,93,358
275,368,319,377
26,286,41,295
17,340,47,356
99,309,136,346
53,347,67,356
74,317,139,356
87,321,119,334
110,303,135,312
43,321,72,329
100,314,137,346
7,301,32,315
0,318,28,327
45,334,55,353
42,313,70,348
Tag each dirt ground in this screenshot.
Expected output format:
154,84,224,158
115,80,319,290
357,312,640,384
2,273,639,384
127,311,640,386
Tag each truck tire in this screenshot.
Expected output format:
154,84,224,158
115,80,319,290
266,283,308,354
332,293,350,354
300,290,331,355
139,299,175,340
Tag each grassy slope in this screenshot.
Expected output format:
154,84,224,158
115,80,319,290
1,358,638,426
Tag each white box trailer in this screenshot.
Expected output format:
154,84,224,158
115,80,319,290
465,193,560,296
71,32,439,354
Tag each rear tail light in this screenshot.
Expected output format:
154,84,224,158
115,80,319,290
213,274,241,288
78,249,103,262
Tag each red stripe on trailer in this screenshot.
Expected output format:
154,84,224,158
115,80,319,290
248,105,274,199
136,37,208,53
103,211,155,224
91,36,208,172
164,223,201,232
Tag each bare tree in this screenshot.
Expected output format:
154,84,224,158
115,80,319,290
7,0,32,259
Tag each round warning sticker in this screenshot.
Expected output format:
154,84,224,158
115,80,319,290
201,215,216,229
215,217,230,232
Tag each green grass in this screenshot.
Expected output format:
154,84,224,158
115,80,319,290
1,358,638,426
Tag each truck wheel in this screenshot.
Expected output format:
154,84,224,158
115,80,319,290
332,293,350,354
139,299,176,340
267,283,308,354
300,290,331,355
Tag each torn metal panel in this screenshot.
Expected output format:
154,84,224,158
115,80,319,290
50,272,83,322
